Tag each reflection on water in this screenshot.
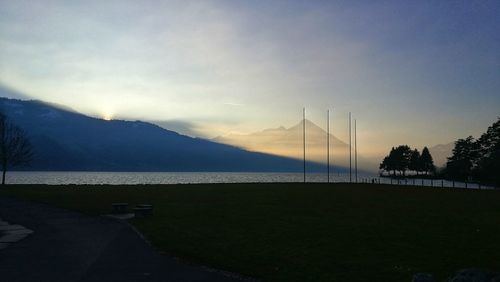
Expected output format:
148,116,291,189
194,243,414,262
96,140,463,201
8,171,370,185
7,171,495,189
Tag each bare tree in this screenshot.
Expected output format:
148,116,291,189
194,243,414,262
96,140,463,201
0,113,33,185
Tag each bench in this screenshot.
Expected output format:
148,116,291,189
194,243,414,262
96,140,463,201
111,203,129,214
134,204,153,217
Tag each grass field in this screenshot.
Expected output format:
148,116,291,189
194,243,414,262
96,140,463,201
1,183,499,281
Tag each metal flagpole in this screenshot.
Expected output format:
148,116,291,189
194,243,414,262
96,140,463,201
303,107,306,183
331,108,333,183
355,119,358,183
349,112,352,183
327,110,330,183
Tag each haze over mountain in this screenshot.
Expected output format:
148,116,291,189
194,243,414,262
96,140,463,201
0,97,339,172
428,142,454,168
0,84,29,100
214,120,377,172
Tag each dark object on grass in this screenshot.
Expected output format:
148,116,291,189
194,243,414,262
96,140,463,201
412,273,435,282
111,203,129,214
134,204,153,217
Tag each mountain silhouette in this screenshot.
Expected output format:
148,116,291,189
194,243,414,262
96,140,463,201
0,97,344,172
214,119,376,172
428,142,454,167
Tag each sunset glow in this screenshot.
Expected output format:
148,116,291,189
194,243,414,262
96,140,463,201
103,113,113,121
0,1,499,161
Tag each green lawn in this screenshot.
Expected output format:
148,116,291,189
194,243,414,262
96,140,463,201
1,183,499,281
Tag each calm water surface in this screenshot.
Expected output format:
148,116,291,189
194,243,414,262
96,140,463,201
7,171,493,189
8,171,364,185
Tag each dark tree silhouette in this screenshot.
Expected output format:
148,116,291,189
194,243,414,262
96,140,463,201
475,118,500,185
380,147,398,176
445,136,478,181
0,113,33,185
380,145,412,176
409,149,421,175
394,145,412,176
420,147,435,175
444,118,500,185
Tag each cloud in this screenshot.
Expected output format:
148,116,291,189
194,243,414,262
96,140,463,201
222,102,244,107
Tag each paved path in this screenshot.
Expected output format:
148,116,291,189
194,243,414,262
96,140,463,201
0,196,241,282
0,218,33,250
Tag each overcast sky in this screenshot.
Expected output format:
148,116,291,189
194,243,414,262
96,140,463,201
1,0,499,157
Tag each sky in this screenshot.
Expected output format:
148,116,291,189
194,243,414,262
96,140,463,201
1,0,499,158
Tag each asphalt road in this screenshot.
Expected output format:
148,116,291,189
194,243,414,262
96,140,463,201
0,196,241,282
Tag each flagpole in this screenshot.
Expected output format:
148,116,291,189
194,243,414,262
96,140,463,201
355,118,358,183
331,108,334,183
327,110,330,183
303,107,306,183
349,112,352,183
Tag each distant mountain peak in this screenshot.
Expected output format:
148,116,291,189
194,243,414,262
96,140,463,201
213,119,379,172
263,125,287,132
428,141,454,167
289,119,323,131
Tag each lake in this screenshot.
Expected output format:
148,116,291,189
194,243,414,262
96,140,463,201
6,171,493,189
8,171,371,185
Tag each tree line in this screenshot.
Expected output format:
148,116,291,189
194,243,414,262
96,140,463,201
444,118,499,186
379,145,434,177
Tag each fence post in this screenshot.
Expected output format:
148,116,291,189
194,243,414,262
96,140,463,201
421,179,424,187
431,179,433,187
465,181,468,189
478,183,481,190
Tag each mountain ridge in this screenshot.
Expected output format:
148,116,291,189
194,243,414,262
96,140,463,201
0,97,342,173
214,119,377,172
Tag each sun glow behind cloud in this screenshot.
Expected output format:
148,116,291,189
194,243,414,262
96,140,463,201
102,111,113,121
